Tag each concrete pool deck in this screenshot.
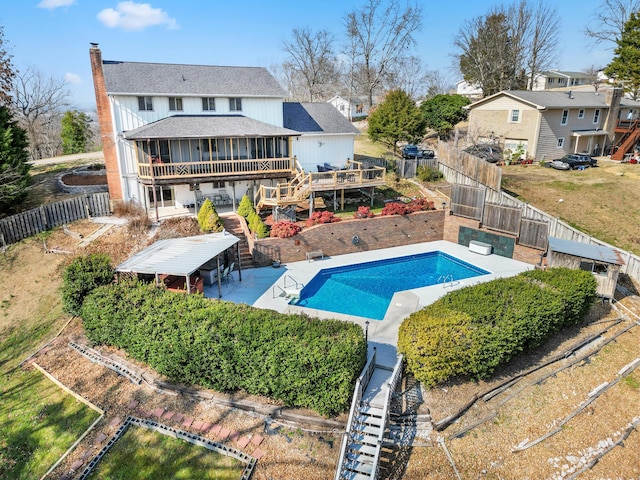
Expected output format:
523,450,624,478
204,240,533,367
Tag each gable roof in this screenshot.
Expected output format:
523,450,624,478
123,115,298,140
537,70,591,78
283,102,360,134
467,90,640,110
102,60,286,97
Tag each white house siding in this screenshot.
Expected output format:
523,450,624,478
292,134,356,172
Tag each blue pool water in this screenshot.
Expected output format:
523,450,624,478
292,251,489,320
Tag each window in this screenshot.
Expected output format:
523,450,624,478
509,109,520,123
169,97,183,111
561,109,568,125
557,137,565,148
229,98,242,111
578,109,585,119
593,108,600,124
138,96,153,111
202,97,216,111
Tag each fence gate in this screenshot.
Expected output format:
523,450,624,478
451,184,485,221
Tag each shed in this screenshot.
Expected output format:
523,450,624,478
116,233,240,298
546,237,624,299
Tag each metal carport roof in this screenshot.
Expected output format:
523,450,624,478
547,237,624,265
116,233,240,277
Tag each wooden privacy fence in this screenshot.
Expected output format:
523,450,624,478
451,184,484,221
0,192,110,246
437,140,502,191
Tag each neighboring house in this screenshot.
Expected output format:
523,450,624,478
528,70,593,91
89,44,373,215
466,89,640,161
455,80,483,100
327,95,368,121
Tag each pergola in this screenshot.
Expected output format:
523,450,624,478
116,232,241,298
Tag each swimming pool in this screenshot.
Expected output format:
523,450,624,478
292,251,489,320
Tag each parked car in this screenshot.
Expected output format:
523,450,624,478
549,153,597,170
401,144,422,159
420,148,436,158
464,144,503,163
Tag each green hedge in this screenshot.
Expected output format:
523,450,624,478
81,281,366,416
62,253,114,316
398,268,596,386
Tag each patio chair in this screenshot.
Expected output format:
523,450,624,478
221,262,235,284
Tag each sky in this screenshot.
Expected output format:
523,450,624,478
0,0,615,111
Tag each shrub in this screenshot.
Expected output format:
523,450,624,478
81,280,366,416
237,194,254,218
305,211,340,227
62,253,114,316
416,164,444,182
405,198,436,213
270,221,302,238
197,199,224,233
398,268,597,387
354,206,375,219
247,210,270,238
381,201,408,216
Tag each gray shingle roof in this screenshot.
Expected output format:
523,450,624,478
283,102,360,134
102,60,286,97
469,90,640,110
123,115,299,140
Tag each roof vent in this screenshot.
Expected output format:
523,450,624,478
568,90,574,99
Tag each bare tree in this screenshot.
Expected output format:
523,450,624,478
424,70,454,99
282,27,340,101
584,0,640,47
344,0,423,108
583,64,605,91
0,26,15,106
385,55,431,100
12,67,69,160
455,1,559,96
525,2,560,90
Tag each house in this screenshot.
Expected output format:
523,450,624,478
327,95,369,121
455,80,483,100
466,89,640,161
528,70,593,91
89,44,381,217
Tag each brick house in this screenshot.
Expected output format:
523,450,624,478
466,89,640,161
89,44,382,216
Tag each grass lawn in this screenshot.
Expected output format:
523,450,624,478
87,426,245,480
0,240,101,479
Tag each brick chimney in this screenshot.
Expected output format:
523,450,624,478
603,87,622,144
90,43,123,202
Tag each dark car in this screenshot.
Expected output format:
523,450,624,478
420,148,436,158
401,144,422,159
550,153,597,170
464,144,503,163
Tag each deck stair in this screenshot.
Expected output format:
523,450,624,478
221,215,254,268
612,119,640,160
335,350,403,480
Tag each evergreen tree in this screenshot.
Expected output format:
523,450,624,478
605,11,640,99
367,89,425,154
0,105,30,215
61,110,93,154
420,94,471,138
197,199,224,233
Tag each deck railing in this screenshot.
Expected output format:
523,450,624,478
137,157,294,180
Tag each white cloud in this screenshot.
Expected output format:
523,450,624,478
64,72,82,84
37,0,76,9
97,2,178,31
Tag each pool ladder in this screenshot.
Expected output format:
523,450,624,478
273,275,304,299
438,273,457,289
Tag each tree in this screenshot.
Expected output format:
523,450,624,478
584,0,640,47
419,94,470,138
455,1,559,96
0,105,30,216
583,64,605,92
61,110,93,154
344,0,423,108
197,198,224,233
367,89,425,154
605,11,640,99
384,55,431,100
12,67,69,160
282,27,340,101
0,26,15,106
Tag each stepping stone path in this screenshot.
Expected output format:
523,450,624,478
252,448,265,459
70,460,83,471
182,417,194,428
229,431,239,442
251,434,264,446
237,436,251,448
211,424,221,436
80,450,93,461
219,427,230,440
200,422,212,433
109,417,122,428
127,400,139,410
173,413,184,423
192,420,204,431
162,410,176,421
151,407,164,418
95,433,108,443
